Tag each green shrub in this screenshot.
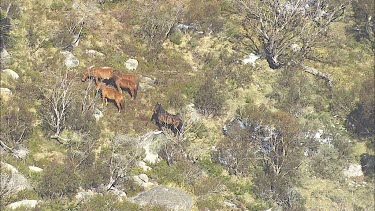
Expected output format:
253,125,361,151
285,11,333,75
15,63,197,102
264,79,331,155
311,143,345,180
78,194,140,211
169,30,183,45
196,194,224,211
37,161,79,199
194,78,225,117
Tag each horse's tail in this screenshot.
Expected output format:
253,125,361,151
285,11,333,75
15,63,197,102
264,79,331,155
133,80,139,100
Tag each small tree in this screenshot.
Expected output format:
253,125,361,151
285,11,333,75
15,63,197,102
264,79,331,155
41,70,74,140
99,134,144,190
136,0,185,58
194,78,225,117
234,0,348,69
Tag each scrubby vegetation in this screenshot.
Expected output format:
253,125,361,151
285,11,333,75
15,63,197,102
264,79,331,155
0,0,374,210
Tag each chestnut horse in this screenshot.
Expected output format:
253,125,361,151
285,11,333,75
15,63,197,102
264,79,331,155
96,81,125,112
113,73,139,100
151,103,183,136
81,66,116,83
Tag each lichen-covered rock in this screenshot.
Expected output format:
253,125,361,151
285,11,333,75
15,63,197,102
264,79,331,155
130,186,193,211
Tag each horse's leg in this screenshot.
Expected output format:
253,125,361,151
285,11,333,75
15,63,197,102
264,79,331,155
102,94,105,106
131,88,135,100
116,82,122,93
157,121,162,131
116,100,121,112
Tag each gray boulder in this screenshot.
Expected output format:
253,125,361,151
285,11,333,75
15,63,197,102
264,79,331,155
130,186,193,211
1,48,11,65
139,131,169,164
6,200,38,210
1,162,31,195
61,51,79,68
2,69,19,80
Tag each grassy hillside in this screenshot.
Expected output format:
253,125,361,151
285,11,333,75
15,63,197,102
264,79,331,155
1,0,374,210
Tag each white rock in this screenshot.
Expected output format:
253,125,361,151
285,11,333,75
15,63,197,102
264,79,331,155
137,161,152,171
1,162,18,173
143,141,160,164
85,49,105,57
28,166,43,172
138,174,149,183
75,189,97,202
0,87,12,96
291,43,301,52
243,53,262,66
343,164,363,178
6,200,38,210
124,58,139,71
93,108,104,121
2,69,19,80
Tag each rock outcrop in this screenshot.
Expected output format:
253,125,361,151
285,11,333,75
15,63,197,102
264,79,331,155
130,186,193,211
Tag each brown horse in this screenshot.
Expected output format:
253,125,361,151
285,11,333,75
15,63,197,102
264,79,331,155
96,81,125,112
81,66,116,83
151,103,183,136
113,73,139,100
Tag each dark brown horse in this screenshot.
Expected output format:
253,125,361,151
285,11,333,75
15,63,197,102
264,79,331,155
96,81,125,112
113,73,139,100
81,66,116,83
151,103,183,136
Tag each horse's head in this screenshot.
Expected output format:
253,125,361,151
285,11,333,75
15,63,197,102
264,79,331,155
151,103,162,121
153,103,162,114
81,72,88,82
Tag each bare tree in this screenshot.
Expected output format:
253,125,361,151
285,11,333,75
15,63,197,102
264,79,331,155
105,134,144,190
42,70,74,140
234,0,348,69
